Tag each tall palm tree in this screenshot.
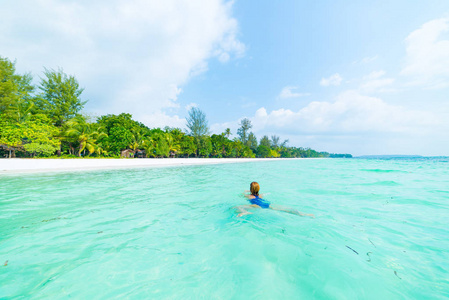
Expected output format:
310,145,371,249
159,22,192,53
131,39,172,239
224,128,231,139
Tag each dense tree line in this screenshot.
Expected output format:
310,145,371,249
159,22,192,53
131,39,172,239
0,56,351,159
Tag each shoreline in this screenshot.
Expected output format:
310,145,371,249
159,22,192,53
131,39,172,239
0,158,310,174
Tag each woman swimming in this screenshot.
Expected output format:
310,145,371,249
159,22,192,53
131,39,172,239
236,182,314,218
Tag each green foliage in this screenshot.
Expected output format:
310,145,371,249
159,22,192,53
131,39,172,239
0,115,23,149
269,149,280,158
164,127,182,154
228,139,254,158
23,143,57,157
256,145,270,158
36,68,86,126
259,135,271,148
271,135,280,148
22,116,60,157
10,100,35,123
0,55,350,159
185,108,212,157
144,132,169,157
279,147,292,158
224,128,231,139
109,127,133,154
0,114,60,157
237,118,252,145
198,136,212,157
180,135,196,157
129,130,145,154
247,132,258,151
97,113,149,155
97,113,146,133
143,132,170,157
155,136,170,157
64,116,107,156
0,56,35,120
186,107,209,139
211,133,228,157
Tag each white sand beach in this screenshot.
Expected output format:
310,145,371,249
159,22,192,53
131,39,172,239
0,158,290,174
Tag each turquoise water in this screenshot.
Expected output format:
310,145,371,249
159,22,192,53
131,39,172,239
1,158,448,299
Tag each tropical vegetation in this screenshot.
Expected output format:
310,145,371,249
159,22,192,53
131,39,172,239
0,56,352,159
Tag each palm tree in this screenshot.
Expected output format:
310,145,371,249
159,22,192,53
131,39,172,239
165,133,180,157
10,99,34,123
65,117,107,156
142,137,155,158
94,145,108,157
129,130,144,157
224,128,231,139
143,133,170,158
60,117,80,155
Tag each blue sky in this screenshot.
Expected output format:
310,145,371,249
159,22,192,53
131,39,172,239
1,1,449,155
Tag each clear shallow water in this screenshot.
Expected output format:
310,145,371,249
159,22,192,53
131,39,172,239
1,158,448,299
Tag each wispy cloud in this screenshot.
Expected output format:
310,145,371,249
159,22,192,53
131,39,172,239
360,78,395,93
278,86,310,99
360,70,395,93
361,55,379,64
352,55,379,65
320,73,343,87
363,70,386,80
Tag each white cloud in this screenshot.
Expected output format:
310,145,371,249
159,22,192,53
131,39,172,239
139,111,186,129
278,86,310,99
210,90,447,155
359,70,395,93
250,91,438,135
401,17,449,88
0,0,245,123
218,52,231,63
360,78,395,92
210,121,237,136
320,73,343,87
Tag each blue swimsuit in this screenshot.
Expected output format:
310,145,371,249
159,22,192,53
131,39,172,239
249,195,270,209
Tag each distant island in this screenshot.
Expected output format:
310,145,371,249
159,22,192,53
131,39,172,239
0,56,352,159
355,155,423,159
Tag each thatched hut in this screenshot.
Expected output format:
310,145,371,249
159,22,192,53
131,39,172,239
135,150,146,158
120,149,134,158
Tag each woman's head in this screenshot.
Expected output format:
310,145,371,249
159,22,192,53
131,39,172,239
250,182,260,196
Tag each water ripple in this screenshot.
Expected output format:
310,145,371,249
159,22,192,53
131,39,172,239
0,159,448,299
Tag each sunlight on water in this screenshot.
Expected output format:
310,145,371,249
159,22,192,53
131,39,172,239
1,158,448,299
